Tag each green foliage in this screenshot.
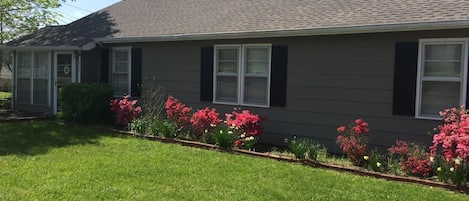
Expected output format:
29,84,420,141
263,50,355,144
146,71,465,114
0,0,72,44
59,83,113,124
0,78,12,92
130,117,150,134
364,149,386,172
149,119,177,138
213,124,236,149
286,136,324,160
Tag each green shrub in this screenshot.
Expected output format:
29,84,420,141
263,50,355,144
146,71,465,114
59,83,113,124
286,137,324,160
213,125,236,149
0,78,12,92
150,119,177,138
130,117,150,134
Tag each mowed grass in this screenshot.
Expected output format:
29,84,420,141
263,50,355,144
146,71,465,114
0,91,11,99
0,122,467,200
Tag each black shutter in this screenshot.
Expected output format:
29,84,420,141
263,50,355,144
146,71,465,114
101,48,110,83
200,46,214,101
270,45,288,107
392,42,419,116
131,48,142,97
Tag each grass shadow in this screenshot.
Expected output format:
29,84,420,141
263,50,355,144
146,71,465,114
0,121,115,156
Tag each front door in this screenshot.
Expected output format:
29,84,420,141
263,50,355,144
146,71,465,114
54,52,75,114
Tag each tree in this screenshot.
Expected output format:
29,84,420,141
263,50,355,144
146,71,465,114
0,0,71,74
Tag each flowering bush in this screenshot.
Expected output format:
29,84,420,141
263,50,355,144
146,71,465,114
226,110,264,137
388,140,432,177
336,119,369,166
429,106,469,185
165,96,192,129
190,107,222,137
226,110,264,149
110,95,142,127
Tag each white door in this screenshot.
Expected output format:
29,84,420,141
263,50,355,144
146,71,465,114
53,52,75,114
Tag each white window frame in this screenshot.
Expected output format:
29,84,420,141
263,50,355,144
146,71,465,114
111,47,132,97
415,38,468,120
213,44,271,108
15,50,51,106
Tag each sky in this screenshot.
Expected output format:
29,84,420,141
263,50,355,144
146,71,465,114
54,0,121,25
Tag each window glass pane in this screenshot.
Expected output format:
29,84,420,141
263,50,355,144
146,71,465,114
246,48,268,60
113,74,128,96
425,44,462,60
215,76,237,102
218,61,238,73
424,61,460,77
219,49,238,60
115,61,129,72
218,48,238,73
17,78,31,103
421,81,460,116
17,52,32,79
34,52,49,79
246,47,268,74
114,50,129,62
33,79,48,105
244,77,267,105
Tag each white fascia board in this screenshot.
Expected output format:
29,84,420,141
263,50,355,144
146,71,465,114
0,45,80,50
94,20,469,43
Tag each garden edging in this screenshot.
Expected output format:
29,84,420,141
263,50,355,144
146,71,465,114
111,128,469,194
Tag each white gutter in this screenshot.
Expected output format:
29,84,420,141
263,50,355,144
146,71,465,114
95,20,469,43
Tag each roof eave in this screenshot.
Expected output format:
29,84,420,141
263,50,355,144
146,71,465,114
95,20,469,43
0,45,80,50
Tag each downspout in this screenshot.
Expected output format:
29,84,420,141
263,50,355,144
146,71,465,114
78,49,81,83
11,50,15,110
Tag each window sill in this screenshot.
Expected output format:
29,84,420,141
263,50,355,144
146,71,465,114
213,101,269,108
415,115,442,121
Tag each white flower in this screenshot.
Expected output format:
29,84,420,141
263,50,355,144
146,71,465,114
429,156,434,162
240,134,245,138
219,130,223,134
376,162,381,168
363,156,369,160
210,124,216,127
450,167,455,172
246,136,255,141
228,131,233,135
437,167,442,172
455,158,461,165
204,129,208,133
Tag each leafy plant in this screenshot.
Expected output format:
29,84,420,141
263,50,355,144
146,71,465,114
151,119,177,138
336,119,369,166
59,83,113,124
110,95,142,128
364,149,386,172
286,136,323,160
213,124,237,149
130,117,150,134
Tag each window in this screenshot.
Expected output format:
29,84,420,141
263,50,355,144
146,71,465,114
112,47,131,96
416,39,468,119
214,44,271,107
16,51,50,105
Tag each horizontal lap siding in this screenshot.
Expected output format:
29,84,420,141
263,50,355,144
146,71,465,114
137,29,469,150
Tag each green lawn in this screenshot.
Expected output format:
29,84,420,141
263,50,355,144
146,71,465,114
0,91,11,99
0,122,467,200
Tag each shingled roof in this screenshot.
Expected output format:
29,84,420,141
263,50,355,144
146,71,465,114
7,0,469,47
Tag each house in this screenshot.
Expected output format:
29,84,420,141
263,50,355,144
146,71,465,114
3,0,469,149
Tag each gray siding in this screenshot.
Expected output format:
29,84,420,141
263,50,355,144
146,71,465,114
123,29,469,150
